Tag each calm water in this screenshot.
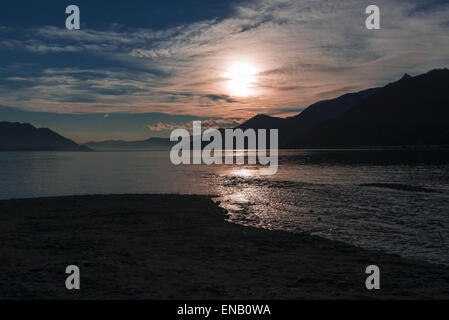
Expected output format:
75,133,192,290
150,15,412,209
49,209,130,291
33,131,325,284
1,149,449,265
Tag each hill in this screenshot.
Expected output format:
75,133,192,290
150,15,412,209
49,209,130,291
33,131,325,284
84,137,174,150
288,69,449,147
0,122,90,151
237,88,379,147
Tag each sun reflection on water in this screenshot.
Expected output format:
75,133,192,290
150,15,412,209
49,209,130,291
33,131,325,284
228,167,259,178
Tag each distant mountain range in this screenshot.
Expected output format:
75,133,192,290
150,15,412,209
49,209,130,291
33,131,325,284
237,68,449,148
238,88,380,147
287,69,449,147
83,137,174,150
0,122,89,151
2,68,448,151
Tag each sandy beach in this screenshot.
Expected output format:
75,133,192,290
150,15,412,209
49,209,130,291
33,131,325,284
1,194,448,299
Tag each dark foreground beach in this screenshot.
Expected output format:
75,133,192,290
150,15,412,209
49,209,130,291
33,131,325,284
1,194,448,299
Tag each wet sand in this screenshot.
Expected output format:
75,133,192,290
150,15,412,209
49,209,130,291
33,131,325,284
1,194,448,299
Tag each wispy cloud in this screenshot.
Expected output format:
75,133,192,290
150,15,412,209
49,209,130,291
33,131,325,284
146,118,243,132
1,0,448,118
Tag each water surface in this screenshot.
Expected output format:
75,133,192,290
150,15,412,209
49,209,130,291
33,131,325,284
1,149,449,265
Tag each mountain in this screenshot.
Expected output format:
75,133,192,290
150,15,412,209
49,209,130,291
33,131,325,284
0,122,89,151
236,87,380,147
282,87,379,139
237,114,286,131
84,137,175,150
288,69,449,147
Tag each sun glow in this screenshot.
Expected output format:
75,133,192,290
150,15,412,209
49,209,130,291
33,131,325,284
226,62,258,97
229,168,258,178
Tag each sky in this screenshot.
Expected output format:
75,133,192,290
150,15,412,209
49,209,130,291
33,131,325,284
1,0,449,142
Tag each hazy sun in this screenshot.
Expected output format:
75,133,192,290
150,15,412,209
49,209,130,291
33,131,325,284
226,62,258,97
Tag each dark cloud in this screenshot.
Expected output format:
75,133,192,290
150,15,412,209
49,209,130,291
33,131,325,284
204,94,236,103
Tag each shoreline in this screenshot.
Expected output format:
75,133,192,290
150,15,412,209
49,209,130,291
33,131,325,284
1,194,449,299
2,145,449,152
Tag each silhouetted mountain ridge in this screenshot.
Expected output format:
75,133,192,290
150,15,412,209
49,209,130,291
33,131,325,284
84,137,174,150
288,68,449,147
235,68,449,148
236,87,380,147
5,69,445,151
0,122,89,151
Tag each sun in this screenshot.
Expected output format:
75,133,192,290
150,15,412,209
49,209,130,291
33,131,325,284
226,62,258,97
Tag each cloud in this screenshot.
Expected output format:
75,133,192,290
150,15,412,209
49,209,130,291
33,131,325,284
130,48,171,59
146,122,183,131
203,94,236,103
1,0,449,119
146,118,243,132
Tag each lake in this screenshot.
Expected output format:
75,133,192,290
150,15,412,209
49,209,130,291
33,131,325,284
1,149,449,265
